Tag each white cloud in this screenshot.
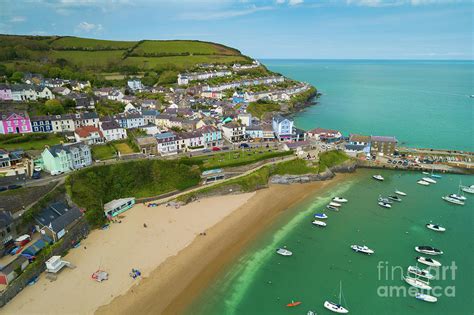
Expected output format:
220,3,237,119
10,16,27,23
346,0,462,6
178,5,273,20
75,21,104,33
289,0,304,5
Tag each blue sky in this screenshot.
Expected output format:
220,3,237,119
1,0,472,59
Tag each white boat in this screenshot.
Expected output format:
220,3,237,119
276,248,293,256
312,220,327,227
404,276,432,290
307,311,317,315
422,171,430,175
329,202,342,207
415,293,438,303
323,282,349,314
417,256,442,267
417,180,430,186
422,177,437,184
395,190,407,196
378,195,392,203
372,174,384,181
442,196,465,205
327,205,339,211
388,195,402,202
332,197,348,203
408,266,434,280
461,184,474,194
426,223,446,232
415,246,443,255
351,245,374,255
449,193,467,201
314,213,328,219
378,202,391,208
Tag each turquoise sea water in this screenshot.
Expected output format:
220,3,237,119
188,170,474,315
187,60,473,315
263,60,474,151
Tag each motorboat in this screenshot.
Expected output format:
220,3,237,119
287,300,302,307
378,196,393,204
461,184,474,194
395,190,407,196
378,202,391,208
442,196,465,205
407,266,434,280
327,205,339,211
449,193,467,201
329,202,342,207
388,195,402,202
422,171,430,175
417,180,430,186
307,311,317,315
426,223,446,232
276,248,293,256
332,197,348,203
404,276,432,290
312,220,327,227
431,174,442,179
314,213,328,219
422,177,437,184
415,246,443,255
351,245,375,255
372,174,384,181
417,256,442,267
415,293,438,303
323,282,349,314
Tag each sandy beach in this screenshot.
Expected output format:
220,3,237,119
2,193,255,315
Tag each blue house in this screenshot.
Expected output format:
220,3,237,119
198,125,222,147
232,92,245,105
31,115,53,133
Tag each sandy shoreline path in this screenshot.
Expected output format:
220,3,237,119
96,174,353,315
2,193,255,315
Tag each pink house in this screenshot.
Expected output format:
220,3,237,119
0,112,32,134
0,84,13,101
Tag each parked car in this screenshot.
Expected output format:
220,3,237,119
7,184,22,190
32,171,41,179
212,147,221,151
51,170,63,176
239,143,250,148
222,146,230,151
202,149,211,153
34,166,42,172
0,186,7,192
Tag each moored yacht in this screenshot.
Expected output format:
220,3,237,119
415,246,443,255
329,201,342,207
372,174,384,181
449,193,467,201
404,276,432,290
417,256,442,267
314,213,328,219
426,223,446,232
461,184,474,194
422,177,437,184
312,220,327,227
408,266,434,280
350,245,375,255
378,202,391,208
395,190,407,196
332,197,348,203
378,196,393,204
323,281,349,314
442,195,465,205
327,205,339,211
415,293,438,303
388,195,402,202
276,248,293,256
417,180,430,186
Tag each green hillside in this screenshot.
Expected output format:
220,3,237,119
0,35,252,84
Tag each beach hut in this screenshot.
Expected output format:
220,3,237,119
0,256,29,285
104,197,136,218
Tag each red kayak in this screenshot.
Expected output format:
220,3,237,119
286,301,302,307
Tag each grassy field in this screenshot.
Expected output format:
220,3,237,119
123,55,248,70
318,150,350,171
192,148,293,170
51,37,137,50
133,40,239,55
246,101,281,119
91,144,116,160
49,50,125,68
271,158,319,175
114,142,134,154
0,133,64,151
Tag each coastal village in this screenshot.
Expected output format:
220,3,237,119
0,50,473,311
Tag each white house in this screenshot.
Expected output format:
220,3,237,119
221,122,246,143
272,115,294,141
74,126,105,145
156,132,178,156
100,120,127,142
127,79,144,91
176,131,205,151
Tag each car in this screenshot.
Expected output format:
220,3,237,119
239,143,250,148
51,170,63,176
222,146,230,151
7,184,22,190
32,171,41,179
202,149,211,153
0,186,7,192
34,166,42,172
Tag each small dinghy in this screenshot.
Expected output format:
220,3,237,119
312,220,327,227
415,293,438,303
426,223,446,232
287,300,302,307
422,177,437,184
415,246,443,256
378,202,391,208
326,205,339,211
332,197,348,203
442,196,464,205
388,195,402,202
408,266,434,280
372,174,384,181
276,248,293,256
417,180,430,186
417,256,441,267
395,190,407,196
404,276,431,290
329,201,342,207
351,245,375,255
314,213,328,219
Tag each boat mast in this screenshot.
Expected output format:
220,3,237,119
339,281,342,305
